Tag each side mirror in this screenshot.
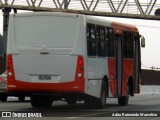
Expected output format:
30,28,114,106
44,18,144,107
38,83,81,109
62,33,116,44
141,36,145,48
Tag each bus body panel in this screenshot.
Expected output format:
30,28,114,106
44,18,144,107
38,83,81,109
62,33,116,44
7,12,85,93
108,58,117,97
13,55,77,83
86,57,108,98
7,55,85,93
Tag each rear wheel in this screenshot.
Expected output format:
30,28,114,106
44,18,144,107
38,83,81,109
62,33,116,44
84,81,107,109
30,96,40,107
0,95,7,102
39,96,53,108
30,96,53,108
18,96,25,102
65,97,77,105
84,95,95,108
96,82,107,109
118,87,129,106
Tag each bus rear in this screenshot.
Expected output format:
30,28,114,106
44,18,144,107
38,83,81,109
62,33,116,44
7,13,85,106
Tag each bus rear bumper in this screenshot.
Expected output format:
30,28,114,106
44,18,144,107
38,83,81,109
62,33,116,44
7,79,85,93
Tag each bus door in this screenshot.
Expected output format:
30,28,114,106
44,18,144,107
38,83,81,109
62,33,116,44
134,33,141,93
115,29,123,96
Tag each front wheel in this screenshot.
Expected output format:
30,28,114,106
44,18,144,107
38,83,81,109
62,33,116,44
118,87,129,106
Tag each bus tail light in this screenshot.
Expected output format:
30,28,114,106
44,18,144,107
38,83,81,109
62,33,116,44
7,55,16,91
7,55,14,77
74,55,85,92
76,55,84,78
8,72,13,76
77,73,82,78
8,59,12,64
78,59,83,65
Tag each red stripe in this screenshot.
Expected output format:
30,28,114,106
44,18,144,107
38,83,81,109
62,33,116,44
7,55,85,93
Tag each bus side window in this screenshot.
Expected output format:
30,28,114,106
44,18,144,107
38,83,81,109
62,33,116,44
107,28,114,57
96,26,100,56
123,31,133,59
87,24,96,56
96,26,106,57
100,26,106,57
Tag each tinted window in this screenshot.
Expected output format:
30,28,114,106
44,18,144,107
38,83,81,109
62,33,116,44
123,31,133,59
106,28,114,57
96,26,106,57
87,24,96,56
87,24,114,57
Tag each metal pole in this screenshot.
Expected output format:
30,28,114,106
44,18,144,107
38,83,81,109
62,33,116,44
1,8,11,73
2,8,11,53
64,0,68,9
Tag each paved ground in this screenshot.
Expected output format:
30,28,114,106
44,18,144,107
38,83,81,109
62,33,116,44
0,94,160,120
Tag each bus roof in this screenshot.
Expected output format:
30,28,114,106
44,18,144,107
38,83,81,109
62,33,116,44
111,21,138,32
86,16,138,32
11,12,79,18
12,12,138,32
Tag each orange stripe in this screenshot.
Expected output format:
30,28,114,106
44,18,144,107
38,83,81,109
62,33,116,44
111,21,138,32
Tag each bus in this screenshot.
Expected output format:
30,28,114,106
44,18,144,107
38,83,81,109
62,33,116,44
7,12,145,108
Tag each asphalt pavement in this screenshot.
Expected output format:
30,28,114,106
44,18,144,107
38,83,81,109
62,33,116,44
0,94,160,120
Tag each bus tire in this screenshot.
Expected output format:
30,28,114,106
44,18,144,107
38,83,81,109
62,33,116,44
30,96,40,107
96,81,107,109
18,96,25,102
118,87,129,106
39,96,53,108
84,95,95,108
0,95,7,102
84,81,107,109
65,97,77,105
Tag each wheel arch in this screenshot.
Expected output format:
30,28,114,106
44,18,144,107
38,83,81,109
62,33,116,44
102,75,109,97
127,75,134,96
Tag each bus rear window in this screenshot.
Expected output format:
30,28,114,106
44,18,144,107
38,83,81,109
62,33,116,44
14,16,78,48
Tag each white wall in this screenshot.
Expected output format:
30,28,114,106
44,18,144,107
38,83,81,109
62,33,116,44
140,85,160,94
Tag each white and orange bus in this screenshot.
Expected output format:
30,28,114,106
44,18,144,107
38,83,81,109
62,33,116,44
7,12,145,108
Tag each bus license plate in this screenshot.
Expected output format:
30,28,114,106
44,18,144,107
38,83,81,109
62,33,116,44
39,75,51,80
